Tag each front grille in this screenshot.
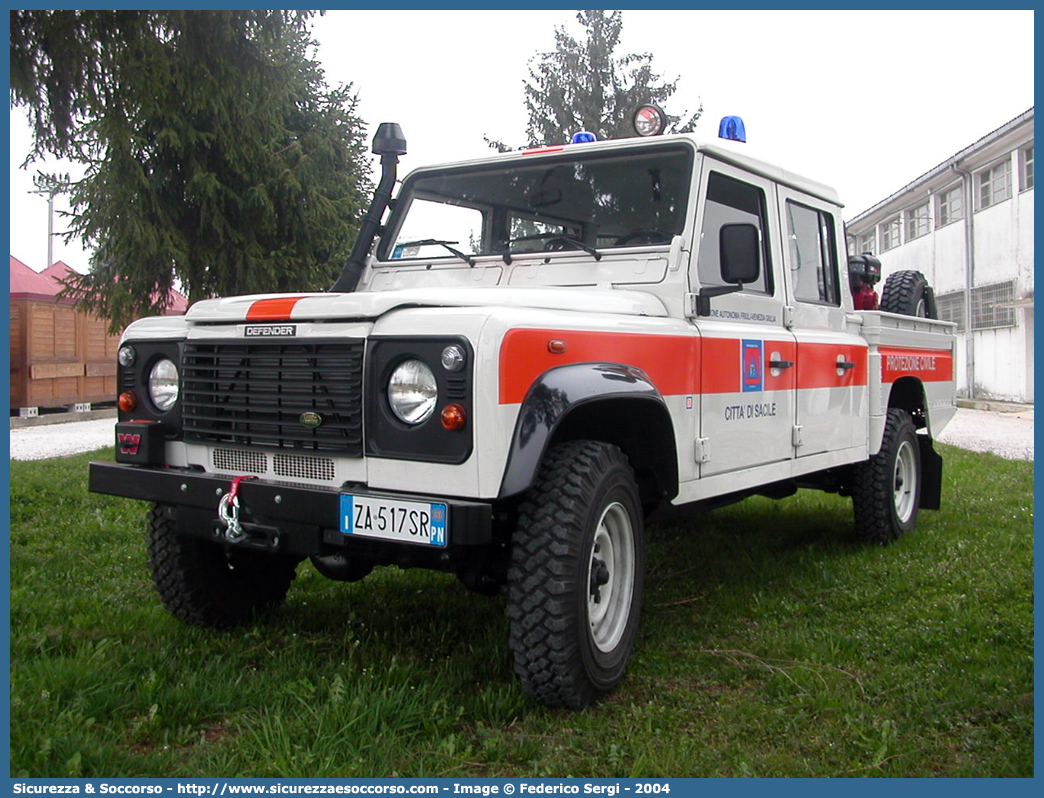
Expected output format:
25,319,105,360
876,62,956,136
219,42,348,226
213,448,268,474
210,448,338,482
274,453,336,481
183,340,364,455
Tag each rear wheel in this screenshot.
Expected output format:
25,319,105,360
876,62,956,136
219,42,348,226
147,504,299,628
880,270,937,318
851,409,921,545
507,441,645,708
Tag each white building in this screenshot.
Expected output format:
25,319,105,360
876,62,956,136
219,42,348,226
846,108,1034,403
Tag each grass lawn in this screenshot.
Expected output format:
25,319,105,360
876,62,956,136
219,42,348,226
9,444,1033,777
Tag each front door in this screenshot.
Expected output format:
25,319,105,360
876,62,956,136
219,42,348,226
694,162,795,478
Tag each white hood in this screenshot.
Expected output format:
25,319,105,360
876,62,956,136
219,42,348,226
183,286,668,323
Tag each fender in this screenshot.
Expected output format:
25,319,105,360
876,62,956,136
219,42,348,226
873,375,928,454
874,375,942,510
498,362,677,499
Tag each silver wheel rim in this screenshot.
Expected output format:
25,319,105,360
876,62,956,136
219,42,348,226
587,501,635,653
893,440,917,524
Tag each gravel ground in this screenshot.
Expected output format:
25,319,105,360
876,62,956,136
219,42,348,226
8,407,1033,462
936,406,1034,461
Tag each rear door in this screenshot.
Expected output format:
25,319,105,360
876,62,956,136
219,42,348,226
776,187,868,456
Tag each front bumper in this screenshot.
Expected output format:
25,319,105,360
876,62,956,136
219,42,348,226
89,461,493,557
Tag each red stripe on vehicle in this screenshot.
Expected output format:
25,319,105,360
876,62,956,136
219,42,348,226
246,297,305,321
498,330,872,405
880,346,953,383
499,329,698,404
798,342,869,388
522,146,566,155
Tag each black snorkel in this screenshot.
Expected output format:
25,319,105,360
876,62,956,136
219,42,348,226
330,122,407,293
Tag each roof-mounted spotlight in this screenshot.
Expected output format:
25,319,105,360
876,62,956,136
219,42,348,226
632,104,666,137
718,115,747,143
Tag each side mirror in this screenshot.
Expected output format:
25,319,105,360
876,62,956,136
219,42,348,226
719,223,760,284
688,223,762,317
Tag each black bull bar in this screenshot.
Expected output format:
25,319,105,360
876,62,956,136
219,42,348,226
89,462,493,556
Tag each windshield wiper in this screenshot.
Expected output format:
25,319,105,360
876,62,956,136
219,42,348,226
396,239,476,266
545,235,602,261
503,234,602,264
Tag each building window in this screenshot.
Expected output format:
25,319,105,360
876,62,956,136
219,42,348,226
935,291,965,331
977,158,1012,209
936,282,1017,331
1021,144,1034,190
905,202,930,240
879,216,901,251
936,185,963,227
970,280,1017,330
856,231,875,255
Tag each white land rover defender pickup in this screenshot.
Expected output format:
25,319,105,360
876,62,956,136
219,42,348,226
90,110,957,708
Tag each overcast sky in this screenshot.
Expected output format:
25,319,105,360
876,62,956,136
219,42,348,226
8,8,1035,273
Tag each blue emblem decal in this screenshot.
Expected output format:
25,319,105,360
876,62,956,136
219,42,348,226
742,340,764,393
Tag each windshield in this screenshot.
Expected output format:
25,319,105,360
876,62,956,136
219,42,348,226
378,143,694,262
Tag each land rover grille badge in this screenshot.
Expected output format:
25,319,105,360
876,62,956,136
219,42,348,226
300,412,323,429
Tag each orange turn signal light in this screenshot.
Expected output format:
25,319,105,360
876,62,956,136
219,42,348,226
440,403,466,431
118,391,138,412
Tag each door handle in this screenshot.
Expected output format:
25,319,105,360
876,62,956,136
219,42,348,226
837,360,856,371
769,359,794,369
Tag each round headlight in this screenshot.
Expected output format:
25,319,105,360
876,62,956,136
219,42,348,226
388,359,437,424
118,345,136,367
148,358,180,412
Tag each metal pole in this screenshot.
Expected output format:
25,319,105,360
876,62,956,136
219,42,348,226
951,161,976,400
46,193,54,268
29,186,58,269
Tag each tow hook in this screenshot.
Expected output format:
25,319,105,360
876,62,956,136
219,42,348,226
217,475,258,542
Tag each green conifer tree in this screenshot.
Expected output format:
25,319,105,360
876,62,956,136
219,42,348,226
488,10,701,150
11,10,370,330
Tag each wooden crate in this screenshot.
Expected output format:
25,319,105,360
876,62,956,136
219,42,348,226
10,295,120,409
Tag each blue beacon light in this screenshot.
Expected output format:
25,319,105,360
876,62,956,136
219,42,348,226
718,115,747,143
571,130,598,144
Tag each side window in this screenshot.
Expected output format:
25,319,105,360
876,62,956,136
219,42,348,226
696,172,772,294
786,201,840,306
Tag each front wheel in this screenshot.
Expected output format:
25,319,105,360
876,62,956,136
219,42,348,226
507,441,645,708
851,409,922,544
147,504,300,628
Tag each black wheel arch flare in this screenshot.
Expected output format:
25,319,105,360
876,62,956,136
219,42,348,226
498,362,679,507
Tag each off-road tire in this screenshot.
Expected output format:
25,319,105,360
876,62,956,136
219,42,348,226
851,409,921,545
880,270,938,319
507,441,645,709
147,503,299,628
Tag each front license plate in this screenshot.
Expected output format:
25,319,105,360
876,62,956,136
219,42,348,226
339,495,448,547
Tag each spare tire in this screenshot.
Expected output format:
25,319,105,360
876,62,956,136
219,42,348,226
880,270,938,319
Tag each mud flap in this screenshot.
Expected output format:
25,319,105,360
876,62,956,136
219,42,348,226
918,435,943,510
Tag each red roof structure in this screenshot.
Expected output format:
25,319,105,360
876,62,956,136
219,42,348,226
10,255,62,300
162,286,190,315
10,256,189,315
39,260,77,292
